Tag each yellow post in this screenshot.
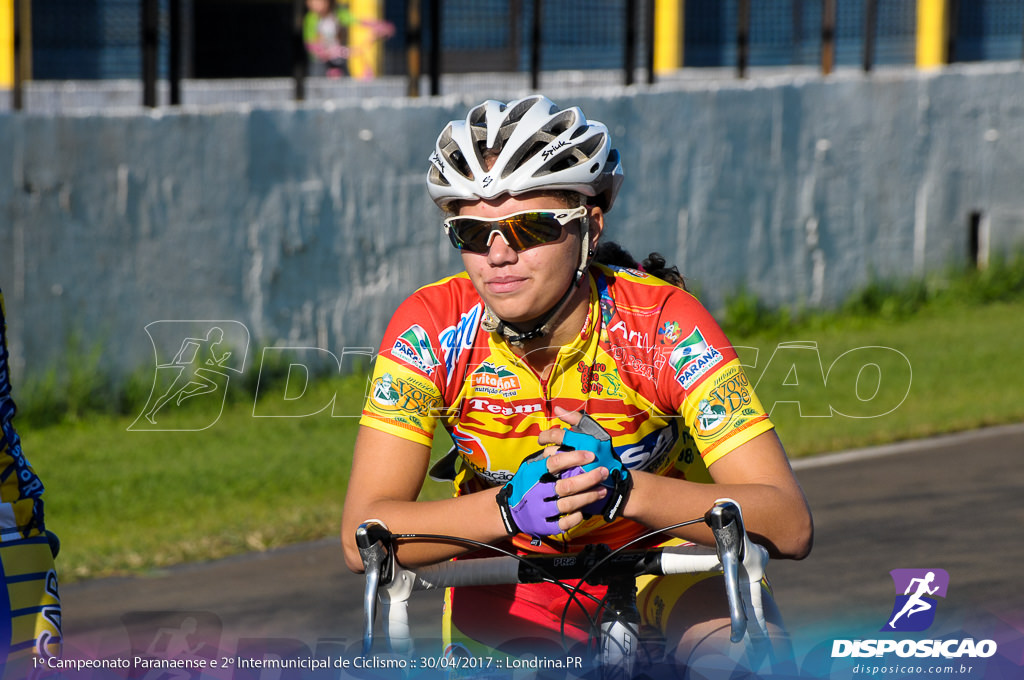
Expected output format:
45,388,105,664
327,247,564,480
347,0,385,80
654,0,683,74
916,0,948,68
0,0,13,89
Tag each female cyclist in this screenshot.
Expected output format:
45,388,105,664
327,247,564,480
341,95,812,672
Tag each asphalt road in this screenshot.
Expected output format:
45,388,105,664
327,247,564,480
61,423,1024,667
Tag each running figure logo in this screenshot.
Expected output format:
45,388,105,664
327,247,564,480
121,610,221,679
883,568,950,632
130,321,249,431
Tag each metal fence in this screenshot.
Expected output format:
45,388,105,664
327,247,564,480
8,0,1024,112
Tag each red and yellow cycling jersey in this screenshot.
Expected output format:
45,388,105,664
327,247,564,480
360,264,774,553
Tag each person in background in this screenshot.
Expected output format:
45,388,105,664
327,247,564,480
304,0,394,79
0,289,61,675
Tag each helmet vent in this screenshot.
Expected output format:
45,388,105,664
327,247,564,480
544,110,576,137
501,137,549,179
468,105,488,127
548,154,580,174
504,98,537,125
428,165,451,187
448,149,472,179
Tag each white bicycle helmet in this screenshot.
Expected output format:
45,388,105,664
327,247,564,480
427,95,623,212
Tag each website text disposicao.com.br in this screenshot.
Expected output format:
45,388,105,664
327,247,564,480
847,662,982,676
833,637,997,677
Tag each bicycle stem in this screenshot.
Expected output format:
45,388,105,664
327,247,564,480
598,578,642,678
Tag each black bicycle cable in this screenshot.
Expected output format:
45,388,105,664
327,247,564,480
389,532,608,607
556,517,707,649
386,519,708,655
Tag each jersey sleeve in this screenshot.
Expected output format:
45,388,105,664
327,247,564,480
359,292,447,447
654,292,774,467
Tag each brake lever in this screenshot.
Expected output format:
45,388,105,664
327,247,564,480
705,499,747,643
356,520,394,655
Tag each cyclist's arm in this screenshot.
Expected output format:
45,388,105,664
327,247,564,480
340,425,607,571
622,429,812,559
544,407,812,559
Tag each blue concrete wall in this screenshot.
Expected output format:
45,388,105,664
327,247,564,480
3,63,1024,380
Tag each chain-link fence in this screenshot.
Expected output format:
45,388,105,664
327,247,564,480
9,0,1024,112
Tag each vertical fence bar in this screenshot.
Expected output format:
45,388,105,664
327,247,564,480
407,0,421,97
510,0,521,76
624,0,636,85
917,0,948,68
968,211,983,269
863,0,877,72
428,0,440,95
737,0,749,78
12,0,25,110
169,0,181,105
653,0,681,75
644,0,655,84
821,0,836,75
946,0,959,63
292,0,306,101
792,0,803,65
530,0,541,91
142,0,159,107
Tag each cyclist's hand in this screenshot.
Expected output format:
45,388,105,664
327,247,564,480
537,407,633,522
495,449,608,538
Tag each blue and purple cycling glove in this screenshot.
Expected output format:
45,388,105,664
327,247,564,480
496,414,633,538
495,452,562,537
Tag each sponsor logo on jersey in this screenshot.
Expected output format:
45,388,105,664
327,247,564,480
614,421,678,474
576,360,626,396
657,320,683,345
466,397,544,417
391,325,440,376
670,327,723,389
451,427,514,483
470,361,522,397
608,320,654,352
607,345,663,382
439,304,481,381
371,373,400,406
369,373,440,417
694,366,754,438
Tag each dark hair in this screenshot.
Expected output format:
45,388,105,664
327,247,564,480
594,241,687,291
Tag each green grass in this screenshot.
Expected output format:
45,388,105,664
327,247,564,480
27,378,365,581
18,259,1024,583
740,299,1024,456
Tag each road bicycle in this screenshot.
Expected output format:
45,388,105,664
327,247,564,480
356,499,779,679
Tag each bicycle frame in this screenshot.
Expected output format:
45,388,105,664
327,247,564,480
355,499,771,677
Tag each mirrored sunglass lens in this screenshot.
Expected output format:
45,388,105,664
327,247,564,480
509,213,564,244
449,219,494,252
448,212,568,252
